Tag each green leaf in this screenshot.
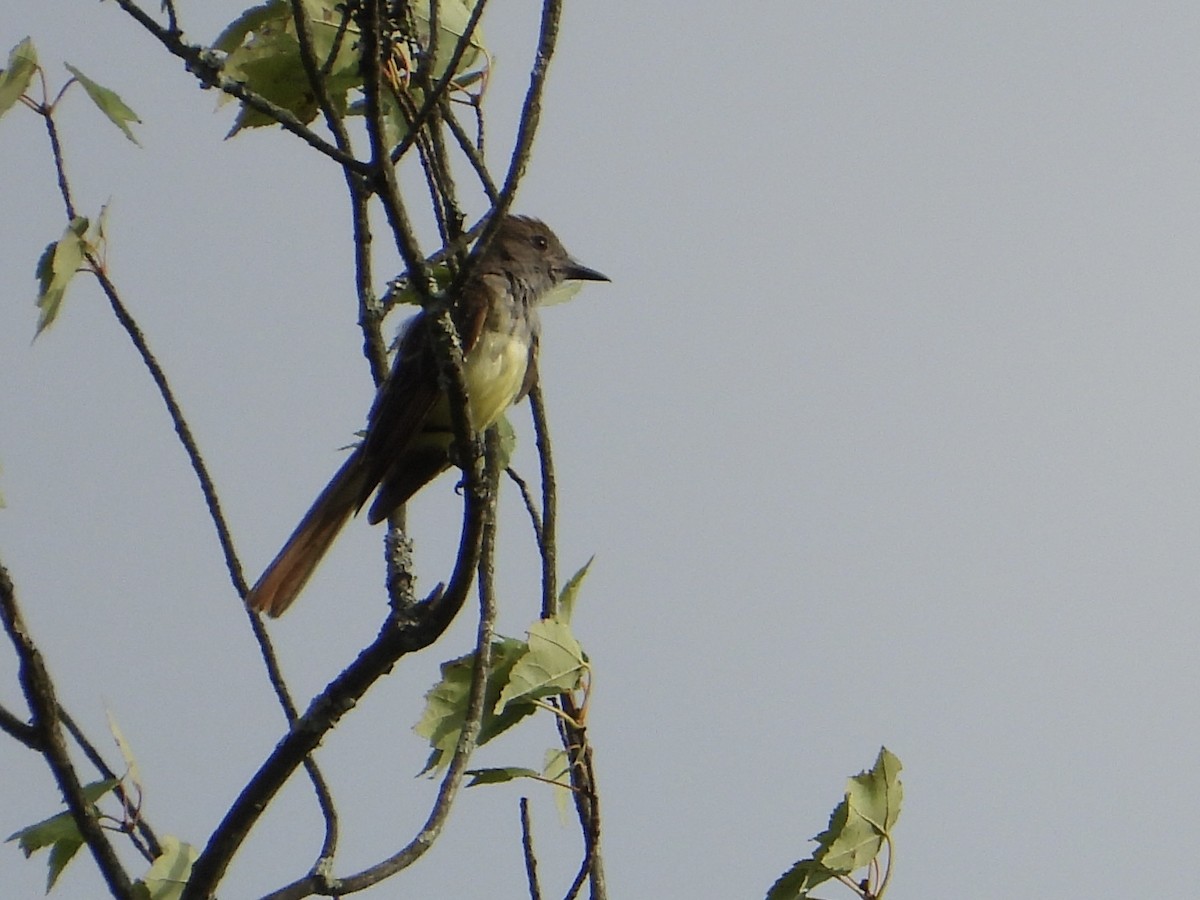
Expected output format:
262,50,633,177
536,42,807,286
495,618,587,715
213,1,286,52
409,0,489,83
765,858,838,900
7,778,119,891
414,638,537,774
223,27,315,133
35,216,89,337
107,708,140,787
543,748,573,822
0,37,37,120
464,766,540,787
491,413,516,471
136,835,198,900
557,556,594,625
216,0,489,137
218,0,360,135
45,834,84,892
850,745,903,833
93,201,112,246
815,746,903,874
63,64,141,145
297,0,366,78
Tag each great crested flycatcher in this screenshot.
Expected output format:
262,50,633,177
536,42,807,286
245,216,608,617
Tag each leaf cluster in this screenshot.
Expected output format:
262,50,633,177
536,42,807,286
767,747,903,900
214,0,487,138
415,560,592,780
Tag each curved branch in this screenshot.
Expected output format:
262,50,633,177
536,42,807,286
181,472,490,897
321,431,503,896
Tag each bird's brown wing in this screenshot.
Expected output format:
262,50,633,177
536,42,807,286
360,284,492,522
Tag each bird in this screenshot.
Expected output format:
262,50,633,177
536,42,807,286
245,215,608,617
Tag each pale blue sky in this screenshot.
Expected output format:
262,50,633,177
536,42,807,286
3,3,1199,897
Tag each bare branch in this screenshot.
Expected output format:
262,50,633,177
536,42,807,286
496,0,564,212
41,104,77,221
0,702,39,748
556,701,605,900
442,100,500,203
520,797,543,900
181,462,490,898
530,385,559,617
505,466,546,551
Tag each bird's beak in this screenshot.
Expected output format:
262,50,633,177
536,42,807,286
564,259,610,282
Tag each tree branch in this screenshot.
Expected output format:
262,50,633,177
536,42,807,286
0,702,40,748
441,100,500,203
496,0,564,211
530,384,559,617
0,561,135,897
181,469,490,897
107,0,365,171
323,428,504,895
520,797,543,900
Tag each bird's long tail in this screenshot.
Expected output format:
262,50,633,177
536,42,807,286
245,451,370,617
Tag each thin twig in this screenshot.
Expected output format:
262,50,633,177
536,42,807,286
520,797,543,900
505,466,545,552
530,385,558,616
556,696,605,900
442,100,499,203
289,0,355,155
358,0,432,299
161,0,179,35
41,106,77,220
87,256,345,877
58,706,161,861
495,0,564,211
43,87,341,874
442,0,562,307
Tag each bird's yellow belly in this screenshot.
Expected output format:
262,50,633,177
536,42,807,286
461,331,530,429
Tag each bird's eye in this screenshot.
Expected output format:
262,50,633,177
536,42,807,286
531,234,549,251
